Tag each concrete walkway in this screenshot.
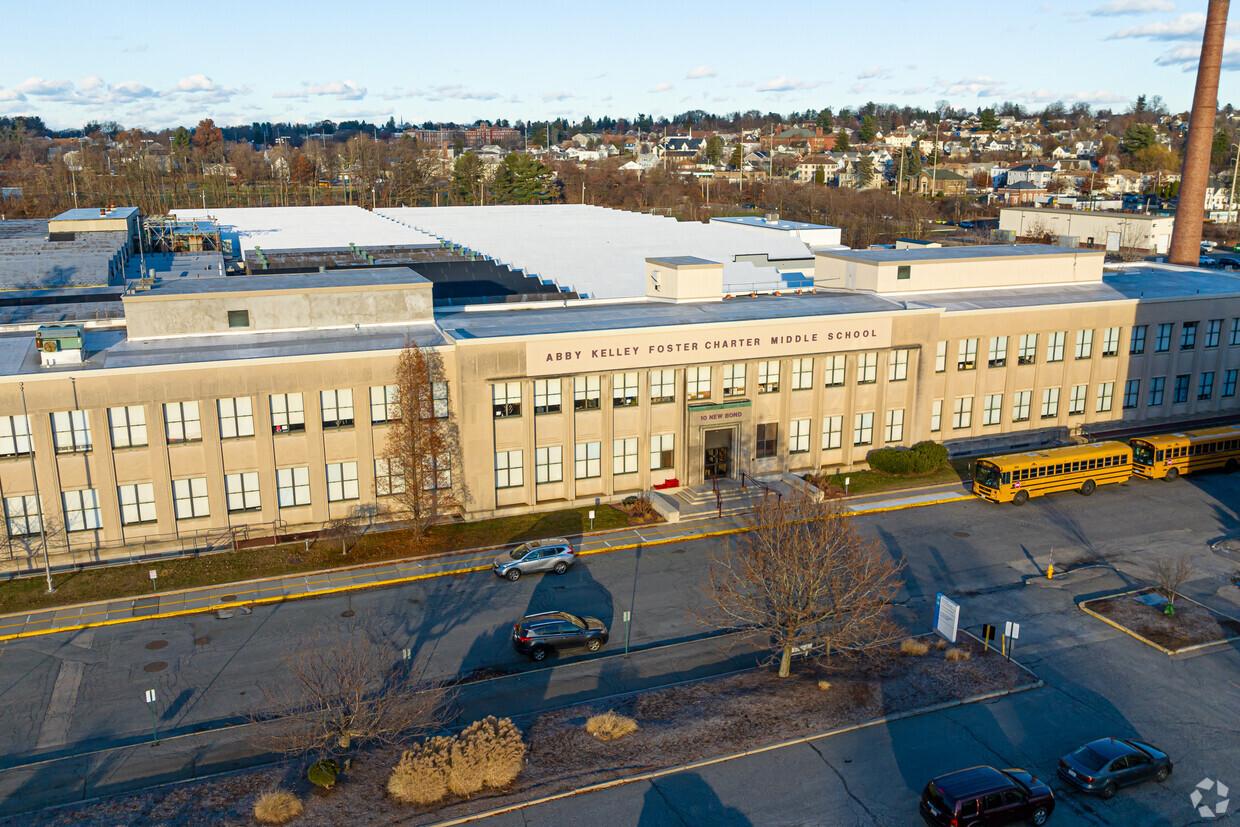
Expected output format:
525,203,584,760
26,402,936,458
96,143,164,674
0,482,972,642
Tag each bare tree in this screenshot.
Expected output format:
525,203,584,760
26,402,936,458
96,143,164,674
700,493,904,678
317,502,386,556
1149,553,1195,609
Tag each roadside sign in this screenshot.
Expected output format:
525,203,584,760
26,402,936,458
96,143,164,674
144,689,156,704
1005,621,1020,639
933,593,960,643
148,569,157,580
623,611,631,622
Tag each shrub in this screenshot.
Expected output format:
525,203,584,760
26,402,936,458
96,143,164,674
910,441,948,473
945,647,971,662
630,495,658,521
900,638,929,656
934,639,949,650
307,758,340,790
585,711,639,741
460,716,526,789
388,736,453,806
867,448,914,475
253,790,303,824
446,732,486,798
622,495,638,507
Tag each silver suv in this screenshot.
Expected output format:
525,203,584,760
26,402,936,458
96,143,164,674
493,538,575,581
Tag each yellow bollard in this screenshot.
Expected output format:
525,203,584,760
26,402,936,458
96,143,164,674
1047,563,1054,580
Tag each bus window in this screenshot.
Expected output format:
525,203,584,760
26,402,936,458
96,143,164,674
1002,471,1011,485
1156,450,1163,461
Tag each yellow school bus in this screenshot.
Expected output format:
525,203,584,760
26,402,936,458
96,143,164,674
972,441,1133,505
1130,425,1240,480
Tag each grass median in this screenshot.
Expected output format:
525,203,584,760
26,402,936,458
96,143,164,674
813,458,972,498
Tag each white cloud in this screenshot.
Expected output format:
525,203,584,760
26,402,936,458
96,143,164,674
1088,0,1175,15
542,90,575,102
649,82,673,93
305,80,367,100
1022,87,1130,105
735,80,755,88
902,85,928,95
0,88,26,102
15,77,74,96
856,65,886,80
173,74,218,93
686,65,717,79
942,75,1007,97
169,74,244,104
1154,39,1240,70
122,44,148,53
756,76,820,92
1109,12,1204,39
423,84,500,101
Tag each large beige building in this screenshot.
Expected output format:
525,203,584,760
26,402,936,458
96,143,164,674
3,206,1240,566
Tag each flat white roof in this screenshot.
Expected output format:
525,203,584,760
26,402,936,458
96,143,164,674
171,206,440,258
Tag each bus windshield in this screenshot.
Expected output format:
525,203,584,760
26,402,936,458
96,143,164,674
973,461,1003,488
1131,441,1155,466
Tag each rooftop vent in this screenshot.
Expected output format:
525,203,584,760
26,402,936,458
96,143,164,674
35,324,85,367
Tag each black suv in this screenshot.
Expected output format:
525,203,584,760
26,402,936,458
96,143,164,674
921,766,1054,826
511,611,608,661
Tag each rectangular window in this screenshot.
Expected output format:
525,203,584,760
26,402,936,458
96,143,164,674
1018,334,1037,365
52,410,91,453
108,406,147,448
1206,319,1222,348
1155,323,1173,353
853,412,874,446
1149,376,1165,406
374,458,405,496
1046,331,1066,362
857,352,878,384
1199,372,1215,400
613,438,637,475
1013,391,1031,422
370,385,398,423
613,372,639,406
988,336,1008,368
651,433,674,470
889,349,909,381
930,399,943,432
172,477,210,519
952,396,972,430
227,309,250,328
574,375,602,410
957,339,978,371
495,450,524,488
218,397,254,438
534,379,562,414
270,393,305,434
276,466,311,507
685,366,711,401
1096,382,1114,413
884,409,904,443
1041,388,1060,418
789,419,810,453
650,370,676,403
492,382,522,418
823,416,842,450
1123,379,1141,409
1069,384,1087,415
535,446,564,483
1075,329,1093,360
897,264,911,280
574,441,601,479
823,355,845,387
320,389,354,428
757,361,780,393
422,453,451,491
1181,321,1198,350
118,482,156,525
62,489,102,532
935,341,947,373
792,358,814,390
1130,325,1147,354
0,415,32,457
1224,369,1238,398
1102,327,1120,357
756,423,777,458
1173,374,1190,404
4,495,40,536
326,461,359,502
164,402,203,444
722,363,746,397
983,393,1002,426
225,471,261,512
1231,319,1240,346
430,381,449,419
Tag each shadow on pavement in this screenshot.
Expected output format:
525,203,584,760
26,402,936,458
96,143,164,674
636,771,752,827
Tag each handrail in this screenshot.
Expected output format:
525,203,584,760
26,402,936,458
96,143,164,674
739,472,781,504
712,473,723,518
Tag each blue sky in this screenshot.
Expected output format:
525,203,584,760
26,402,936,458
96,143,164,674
1,0,1236,130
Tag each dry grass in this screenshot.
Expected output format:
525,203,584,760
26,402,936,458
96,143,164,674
934,639,949,650
944,647,971,662
252,790,303,825
465,716,526,789
387,736,453,805
901,638,930,656
585,711,639,741
1088,591,1240,650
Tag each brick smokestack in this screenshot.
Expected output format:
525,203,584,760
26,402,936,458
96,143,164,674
1169,0,1230,265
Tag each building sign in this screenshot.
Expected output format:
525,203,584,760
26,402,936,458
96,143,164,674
525,317,893,376
688,401,750,427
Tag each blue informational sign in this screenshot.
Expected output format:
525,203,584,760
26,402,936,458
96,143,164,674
933,592,960,643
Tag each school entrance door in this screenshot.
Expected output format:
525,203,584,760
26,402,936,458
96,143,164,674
704,428,732,480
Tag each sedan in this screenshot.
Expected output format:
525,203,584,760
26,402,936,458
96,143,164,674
1058,737,1172,798
511,611,609,661
1217,256,1240,271
493,538,575,581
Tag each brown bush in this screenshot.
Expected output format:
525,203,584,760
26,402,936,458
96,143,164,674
388,736,453,806
900,638,929,656
446,732,486,798
585,711,639,741
945,647,971,662
934,639,949,650
817,680,832,692
253,790,303,825
462,716,526,789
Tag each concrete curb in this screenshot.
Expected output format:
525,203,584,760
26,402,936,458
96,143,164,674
1078,588,1240,656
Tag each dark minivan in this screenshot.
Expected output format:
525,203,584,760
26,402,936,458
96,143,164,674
921,765,1054,826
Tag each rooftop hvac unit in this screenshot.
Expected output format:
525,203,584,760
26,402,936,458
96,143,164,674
35,324,85,367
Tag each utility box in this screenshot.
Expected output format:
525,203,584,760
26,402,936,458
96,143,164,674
35,324,85,367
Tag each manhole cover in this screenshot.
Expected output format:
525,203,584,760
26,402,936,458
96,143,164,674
407,598,421,605
145,640,168,650
953,531,971,538
341,610,356,618
194,636,211,646
143,661,168,673
220,595,238,603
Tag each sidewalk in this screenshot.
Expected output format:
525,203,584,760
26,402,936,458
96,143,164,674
0,482,972,642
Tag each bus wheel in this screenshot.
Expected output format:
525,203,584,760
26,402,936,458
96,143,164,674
1165,467,1179,481
1080,479,1096,496
1227,459,1238,473
1013,489,1029,506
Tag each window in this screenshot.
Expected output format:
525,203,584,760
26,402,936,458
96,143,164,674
930,399,943,432
1096,382,1114,413
757,361,780,393
1069,384,1087,415
1041,388,1060,418
853,412,874,446
1148,377,1165,406
952,397,972,430
374,458,405,495
792,358,814,390
823,416,842,450
1232,319,1240,346
320,389,354,428
172,477,209,519
163,402,202,444
492,382,522,418
1206,319,1222,348
1013,391,1032,422
495,450,523,488
534,445,563,484
957,339,978,371
613,372,639,406
1199,372,1215,400
613,438,637,475
270,393,305,434
983,393,1002,426
1130,325,1147,355
108,406,147,448
1099,327,1119,358
1123,379,1141,409
935,341,947,372
227,309,250,328
52,410,91,453
756,423,778,458
118,482,156,525
650,370,675,403
430,381,449,419
1225,369,1238,398
0,415,32,457
857,352,878,384
789,419,810,453
685,367,711,400
218,397,254,439
1155,323,1173,353
326,461,359,502
1018,334,1037,365
889,349,909,381
62,489,101,531
897,264,911,280
884,409,904,443
370,385,398,423
574,442,601,479
4,495,40,536
651,434,674,470
1046,331,1066,362
225,472,261,512
1173,374,1190,404
988,336,1008,368
533,379,562,414
823,355,845,387
723,363,746,397
276,466,311,507
1181,321,1198,350
422,454,451,491
574,375,602,410
1075,329,1093,360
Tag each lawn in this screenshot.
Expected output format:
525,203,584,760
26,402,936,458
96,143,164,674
812,458,972,497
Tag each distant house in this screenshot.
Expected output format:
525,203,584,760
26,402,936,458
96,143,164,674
662,136,707,157
763,125,836,152
996,180,1046,205
1007,163,1056,188
915,169,967,196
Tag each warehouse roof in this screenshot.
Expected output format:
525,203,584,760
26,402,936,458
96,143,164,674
171,206,441,258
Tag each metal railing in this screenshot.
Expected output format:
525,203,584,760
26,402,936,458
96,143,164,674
739,472,781,505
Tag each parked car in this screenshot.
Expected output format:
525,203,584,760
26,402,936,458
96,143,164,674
493,538,575,581
1216,256,1240,271
511,611,608,661
1057,737,1172,798
1200,255,1215,268
1202,240,1218,252
921,765,1055,826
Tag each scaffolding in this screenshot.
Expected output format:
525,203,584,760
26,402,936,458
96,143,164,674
142,215,223,254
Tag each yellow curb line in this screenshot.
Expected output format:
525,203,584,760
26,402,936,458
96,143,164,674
1078,589,1240,656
